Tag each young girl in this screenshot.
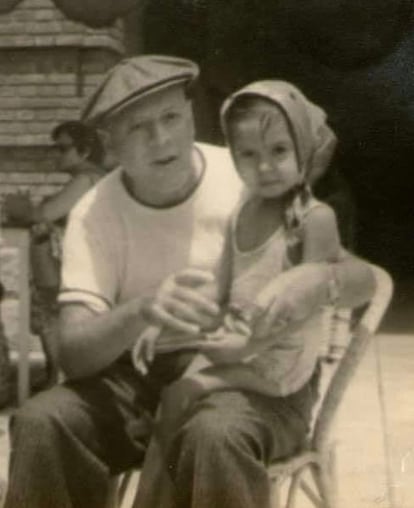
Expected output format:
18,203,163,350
135,80,343,428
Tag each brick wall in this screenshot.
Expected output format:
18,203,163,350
0,0,124,51
0,0,125,204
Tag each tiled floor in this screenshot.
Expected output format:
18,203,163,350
270,331,414,508
0,329,412,508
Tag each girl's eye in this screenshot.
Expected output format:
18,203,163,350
239,150,255,159
272,145,287,156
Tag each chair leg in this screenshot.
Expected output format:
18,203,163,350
286,472,302,508
118,471,135,507
105,472,135,508
299,478,324,508
270,477,282,508
106,476,120,508
271,470,324,508
310,461,337,508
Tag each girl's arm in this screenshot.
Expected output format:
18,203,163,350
302,203,342,263
162,363,283,420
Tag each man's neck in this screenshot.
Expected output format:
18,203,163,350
122,147,204,208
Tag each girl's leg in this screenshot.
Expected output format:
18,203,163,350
165,369,320,508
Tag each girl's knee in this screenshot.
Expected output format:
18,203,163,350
174,403,258,458
183,408,234,445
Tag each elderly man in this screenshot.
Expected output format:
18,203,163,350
4,55,374,508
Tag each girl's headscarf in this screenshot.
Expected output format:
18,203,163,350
220,80,337,238
220,80,336,184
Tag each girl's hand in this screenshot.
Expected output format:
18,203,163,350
145,268,221,336
198,320,251,364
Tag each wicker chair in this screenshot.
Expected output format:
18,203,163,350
109,263,393,508
268,264,393,508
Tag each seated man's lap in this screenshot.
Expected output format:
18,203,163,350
11,360,156,474
11,356,319,480
168,369,319,468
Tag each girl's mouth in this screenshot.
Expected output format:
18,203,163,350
260,178,281,186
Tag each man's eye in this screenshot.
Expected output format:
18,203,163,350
129,123,144,133
239,150,255,159
164,112,180,123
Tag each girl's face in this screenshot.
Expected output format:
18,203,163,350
229,104,301,198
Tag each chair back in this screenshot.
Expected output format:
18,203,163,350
311,264,393,453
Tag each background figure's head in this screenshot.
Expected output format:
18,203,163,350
51,120,105,173
221,81,337,192
81,55,199,207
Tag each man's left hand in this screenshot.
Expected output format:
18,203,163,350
252,263,330,340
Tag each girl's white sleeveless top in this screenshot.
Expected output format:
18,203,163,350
229,197,324,396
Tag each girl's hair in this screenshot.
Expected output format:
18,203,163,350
52,121,105,165
224,95,301,170
226,95,281,133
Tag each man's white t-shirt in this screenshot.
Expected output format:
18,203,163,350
58,143,242,314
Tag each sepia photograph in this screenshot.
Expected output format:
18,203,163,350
0,1,412,507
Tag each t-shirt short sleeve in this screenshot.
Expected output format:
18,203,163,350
58,210,117,313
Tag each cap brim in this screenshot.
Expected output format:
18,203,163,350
84,75,193,124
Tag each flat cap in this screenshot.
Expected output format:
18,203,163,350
81,54,199,124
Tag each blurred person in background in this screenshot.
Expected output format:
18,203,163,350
3,121,107,386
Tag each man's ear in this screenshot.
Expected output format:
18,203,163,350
98,127,120,169
98,128,109,144
98,128,117,152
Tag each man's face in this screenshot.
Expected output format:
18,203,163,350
110,85,195,206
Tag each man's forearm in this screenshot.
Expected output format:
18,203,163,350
59,298,149,379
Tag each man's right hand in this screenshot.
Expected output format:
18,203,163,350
145,268,221,336
132,325,161,374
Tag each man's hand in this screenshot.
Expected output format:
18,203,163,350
145,268,221,336
132,325,160,375
252,263,331,340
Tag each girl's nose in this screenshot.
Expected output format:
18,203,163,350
258,159,273,173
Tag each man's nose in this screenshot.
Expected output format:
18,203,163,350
150,123,170,147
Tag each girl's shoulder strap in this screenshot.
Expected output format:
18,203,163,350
285,189,325,265
302,195,325,218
